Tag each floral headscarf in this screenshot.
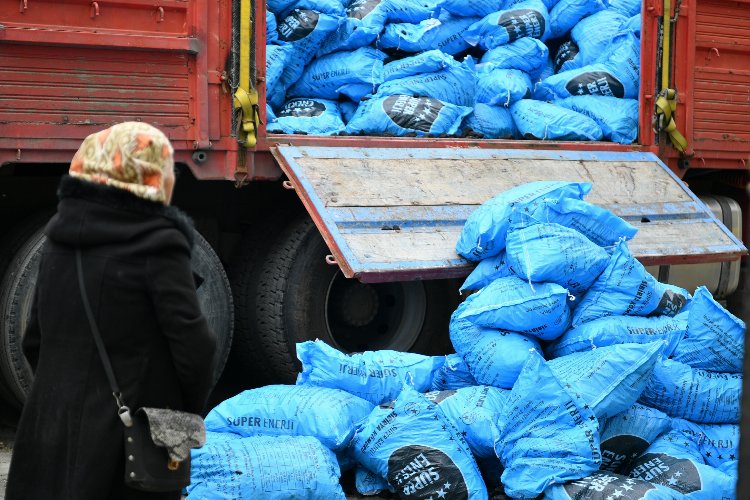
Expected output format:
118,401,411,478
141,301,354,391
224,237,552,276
69,122,174,203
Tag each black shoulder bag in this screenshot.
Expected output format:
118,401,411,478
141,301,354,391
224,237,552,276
76,249,205,492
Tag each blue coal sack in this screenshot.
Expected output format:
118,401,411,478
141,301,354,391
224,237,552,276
627,431,736,498
638,359,742,424
572,242,689,327
439,0,508,17
266,43,295,109
427,386,511,458
461,103,517,139
554,39,582,73
526,195,638,248
450,301,542,389
535,31,640,100
459,249,514,293
546,314,686,359
505,219,610,295
375,57,476,106
277,9,342,89
188,433,346,499
475,67,532,107
511,99,604,141
431,353,478,391
548,0,607,39
355,466,395,495
547,341,663,419
571,10,628,67
345,94,471,136
599,403,672,473
316,0,389,55
462,0,551,50
555,95,639,144
456,180,591,261
458,276,572,340
495,350,601,498
480,37,550,75
385,0,440,23
287,47,386,101
267,98,346,135
203,384,373,450
351,385,488,499
379,13,478,55
544,471,685,499
295,340,444,405
670,418,740,469
671,286,745,373
267,10,278,43
382,50,456,82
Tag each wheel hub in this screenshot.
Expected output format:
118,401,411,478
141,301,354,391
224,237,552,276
325,271,427,353
334,282,379,327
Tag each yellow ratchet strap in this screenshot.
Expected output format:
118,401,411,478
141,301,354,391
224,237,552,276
654,0,688,153
655,89,688,153
234,0,259,148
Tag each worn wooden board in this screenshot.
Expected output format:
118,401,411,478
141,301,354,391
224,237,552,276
272,146,747,281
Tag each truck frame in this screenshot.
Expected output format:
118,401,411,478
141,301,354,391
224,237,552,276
0,1,748,471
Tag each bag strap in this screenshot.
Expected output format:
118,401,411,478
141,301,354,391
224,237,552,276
76,248,134,427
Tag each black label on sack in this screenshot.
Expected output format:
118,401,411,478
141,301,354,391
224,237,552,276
382,95,444,133
554,40,579,73
387,445,468,499
278,99,326,117
565,71,625,98
629,453,703,494
600,435,650,473
498,9,545,43
278,9,319,42
347,0,381,19
652,289,688,316
423,390,458,405
563,472,656,499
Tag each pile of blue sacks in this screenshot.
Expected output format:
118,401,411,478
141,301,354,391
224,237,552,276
265,0,642,142
188,180,743,499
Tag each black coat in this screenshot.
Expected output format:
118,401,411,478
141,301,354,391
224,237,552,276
6,176,218,500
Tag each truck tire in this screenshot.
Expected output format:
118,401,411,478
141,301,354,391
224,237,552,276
0,213,52,412
225,207,300,389
253,217,458,384
0,218,233,408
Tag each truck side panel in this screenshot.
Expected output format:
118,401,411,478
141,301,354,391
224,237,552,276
674,0,750,169
0,0,236,177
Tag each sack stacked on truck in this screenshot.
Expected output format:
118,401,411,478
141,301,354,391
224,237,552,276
263,0,643,142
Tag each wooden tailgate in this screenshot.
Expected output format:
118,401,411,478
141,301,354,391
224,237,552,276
272,147,747,283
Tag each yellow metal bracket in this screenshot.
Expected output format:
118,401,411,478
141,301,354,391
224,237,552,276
654,0,688,153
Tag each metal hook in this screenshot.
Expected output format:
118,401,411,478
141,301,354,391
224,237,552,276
90,1,100,18
19,0,27,13
156,6,164,22
325,255,337,265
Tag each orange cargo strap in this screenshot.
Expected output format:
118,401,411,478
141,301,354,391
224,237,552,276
654,0,688,153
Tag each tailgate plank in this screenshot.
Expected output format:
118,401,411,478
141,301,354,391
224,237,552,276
272,146,747,282
296,157,692,207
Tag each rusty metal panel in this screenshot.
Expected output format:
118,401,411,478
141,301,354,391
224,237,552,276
674,0,750,170
272,146,747,282
0,44,193,131
0,0,236,173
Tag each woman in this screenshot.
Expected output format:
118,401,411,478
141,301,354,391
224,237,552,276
5,122,218,499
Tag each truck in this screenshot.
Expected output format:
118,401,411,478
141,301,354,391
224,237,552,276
0,0,747,414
